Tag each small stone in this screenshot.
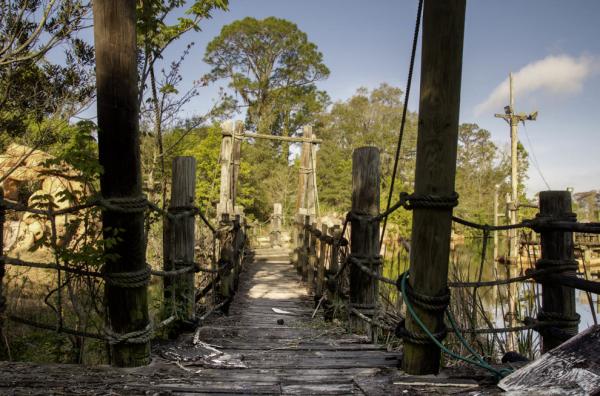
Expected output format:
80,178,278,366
277,319,284,325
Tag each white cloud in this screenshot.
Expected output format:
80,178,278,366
474,54,599,116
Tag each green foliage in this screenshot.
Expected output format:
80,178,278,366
137,0,229,102
202,16,330,220
203,16,330,135
317,84,418,234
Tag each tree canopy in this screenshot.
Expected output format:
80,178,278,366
203,16,330,135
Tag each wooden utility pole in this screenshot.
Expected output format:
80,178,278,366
538,191,578,352
93,0,150,367
494,73,537,264
494,74,537,351
165,157,196,323
349,147,380,336
402,0,466,375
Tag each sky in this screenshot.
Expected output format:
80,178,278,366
85,0,600,196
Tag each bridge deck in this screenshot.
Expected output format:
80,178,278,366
0,247,492,395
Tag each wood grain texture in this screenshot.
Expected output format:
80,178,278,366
93,0,149,367
402,0,466,375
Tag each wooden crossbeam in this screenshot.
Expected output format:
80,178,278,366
222,130,322,144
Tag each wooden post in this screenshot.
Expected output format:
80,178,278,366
296,126,312,212
293,212,304,273
301,215,310,281
505,191,517,351
218,121,234,217
93,0,150,367
307,222,318,294
306,134,317,218
165,157,196,323
231,121,243,209
349,147,380,336
402,0,466,375
218,213,234,314
316,223,328,300
271,203,282,248
538,191,578,352
329,225,341,275
232,214,243,291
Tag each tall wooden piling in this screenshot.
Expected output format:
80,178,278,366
165,157,196,323
538,191,578,352
402,0,466,375
93,0,150,367
349,147,380,335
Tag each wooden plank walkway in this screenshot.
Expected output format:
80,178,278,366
0,247,495,395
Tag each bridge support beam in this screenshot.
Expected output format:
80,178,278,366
349,147,380,338
402,0,466,375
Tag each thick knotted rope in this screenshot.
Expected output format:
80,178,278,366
99,196,148,214
104,322,153,345
103,265,152,288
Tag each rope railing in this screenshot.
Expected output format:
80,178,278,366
294,187,600,368
0,193,240,346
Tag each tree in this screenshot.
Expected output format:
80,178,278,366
454,123,506,224
0,1,95,153
317,84,418,216
0,0,89,66
136,0,230,207
203,17,329,220
203,17,329,136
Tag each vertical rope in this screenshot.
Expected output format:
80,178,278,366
380,0,424,246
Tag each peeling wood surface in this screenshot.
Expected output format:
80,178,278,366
0,247,501,395
499,325,600,395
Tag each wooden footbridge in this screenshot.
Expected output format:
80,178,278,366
1,1,600,395
0,247,490,395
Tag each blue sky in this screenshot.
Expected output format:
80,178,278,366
92,1,600,196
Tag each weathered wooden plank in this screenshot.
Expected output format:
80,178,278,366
499,325,600,395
